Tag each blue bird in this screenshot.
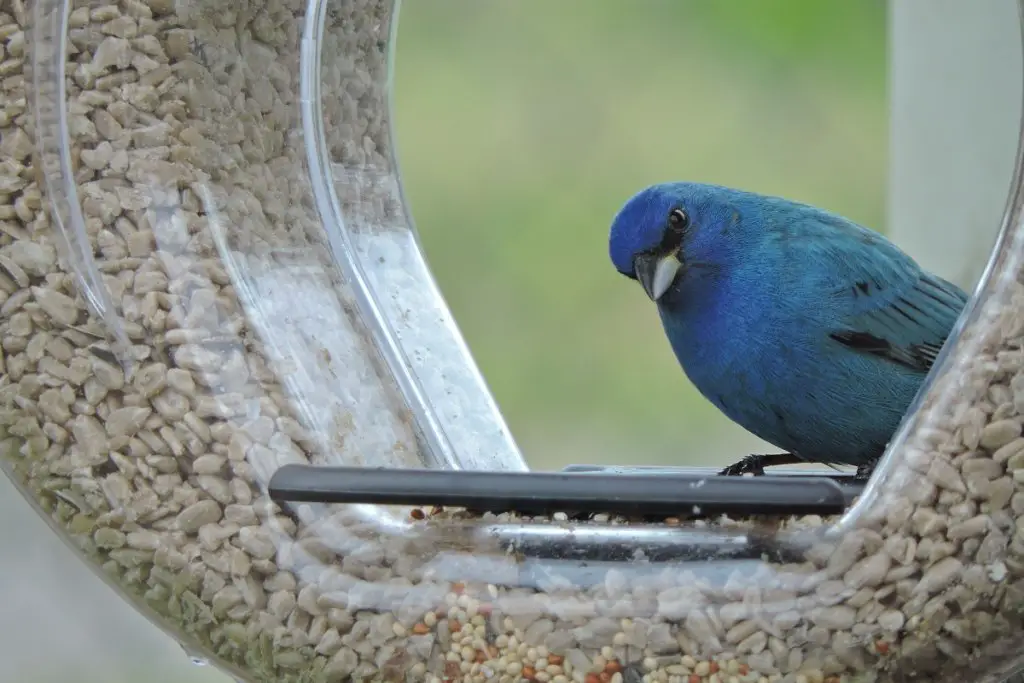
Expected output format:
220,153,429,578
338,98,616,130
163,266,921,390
608,182,969,477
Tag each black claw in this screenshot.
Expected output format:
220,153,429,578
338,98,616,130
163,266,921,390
855,458,879,481
720,454,771,476
719,455,765,476
719,452,803,476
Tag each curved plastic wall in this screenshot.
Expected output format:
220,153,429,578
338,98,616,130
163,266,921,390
3,0,1024,682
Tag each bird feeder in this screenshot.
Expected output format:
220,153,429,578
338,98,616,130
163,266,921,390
3,0,1024,682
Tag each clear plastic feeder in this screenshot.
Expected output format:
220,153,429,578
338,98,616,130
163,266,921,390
4,0,1024,682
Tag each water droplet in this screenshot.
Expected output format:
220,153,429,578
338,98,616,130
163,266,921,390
178,642,209,667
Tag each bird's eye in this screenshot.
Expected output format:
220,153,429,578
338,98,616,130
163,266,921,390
668,208,689,230
656,208,689,254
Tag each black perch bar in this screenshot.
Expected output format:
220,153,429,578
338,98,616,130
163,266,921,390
268,463,865,518
267,463,864,564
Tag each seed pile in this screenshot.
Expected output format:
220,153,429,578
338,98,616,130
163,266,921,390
3,0,1024,682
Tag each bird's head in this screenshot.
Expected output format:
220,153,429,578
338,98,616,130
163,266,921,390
608,182,742,302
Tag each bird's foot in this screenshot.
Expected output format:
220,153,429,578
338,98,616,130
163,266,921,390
854,457,880,481
719,453,801,476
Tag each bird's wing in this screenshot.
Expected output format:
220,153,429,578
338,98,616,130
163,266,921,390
787,210,970,374
828,270,967,373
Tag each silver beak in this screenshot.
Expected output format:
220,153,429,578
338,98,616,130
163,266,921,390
635,252,682,301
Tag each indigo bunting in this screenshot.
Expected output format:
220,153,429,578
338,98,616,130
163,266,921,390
608,182,969,477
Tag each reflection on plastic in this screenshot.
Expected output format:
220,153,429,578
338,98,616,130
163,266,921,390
1,0,1024,682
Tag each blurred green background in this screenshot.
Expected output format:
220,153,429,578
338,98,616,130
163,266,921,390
4,2,887,682
394,0,887,471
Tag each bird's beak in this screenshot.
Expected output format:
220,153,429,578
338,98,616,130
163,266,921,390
634,251,682,302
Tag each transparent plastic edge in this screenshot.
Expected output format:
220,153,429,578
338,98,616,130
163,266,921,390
376,0,529,473
301,0,467,473
29,0,133,373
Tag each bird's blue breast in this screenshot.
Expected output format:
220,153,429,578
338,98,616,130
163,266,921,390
655,231,939,467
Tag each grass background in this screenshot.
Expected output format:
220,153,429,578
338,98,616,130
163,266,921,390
1,2,887,681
